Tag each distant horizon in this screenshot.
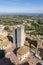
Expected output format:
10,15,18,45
0,13,43,17
0,12,43,14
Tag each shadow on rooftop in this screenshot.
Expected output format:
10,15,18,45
13,48,20,55
7,36,13,43
25,37,37,47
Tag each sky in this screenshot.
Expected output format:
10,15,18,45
0,0,43,14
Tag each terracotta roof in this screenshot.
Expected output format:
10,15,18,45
2,39,10,46
27,56,39,65
17,46,30,55
0,37,12,49
24,41,30,47
5,52,19,64
19,56,39,65
20,62,29,65
0,30,8,39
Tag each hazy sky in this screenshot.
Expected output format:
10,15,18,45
0,0,43,13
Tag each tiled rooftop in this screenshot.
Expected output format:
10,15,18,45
17,46,30,55
5,52,19,64
0,30,8,39
24,41,30,47
19,56,39,65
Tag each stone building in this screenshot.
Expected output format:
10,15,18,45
13,25,25,48
35,35,43,59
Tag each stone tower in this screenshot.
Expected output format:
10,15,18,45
13,25,25,48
